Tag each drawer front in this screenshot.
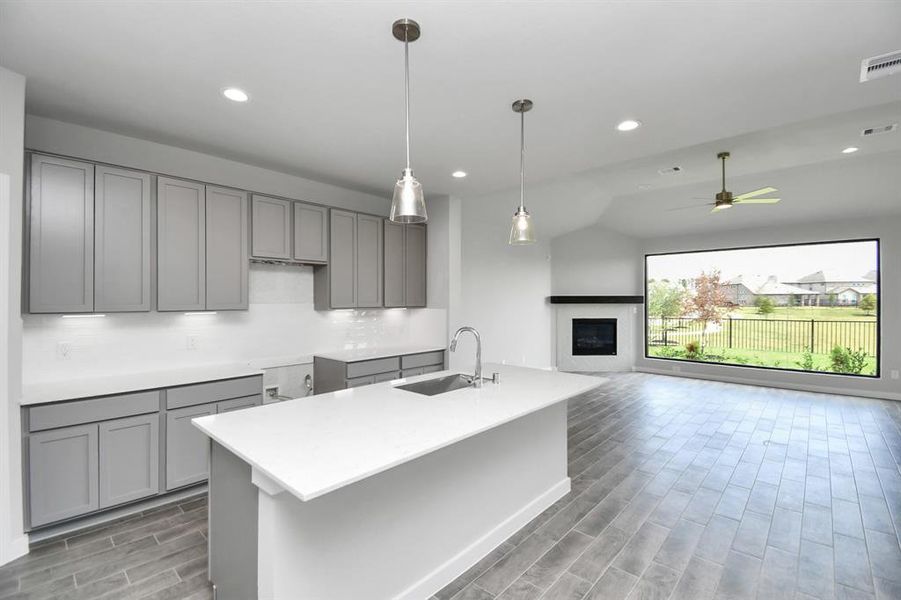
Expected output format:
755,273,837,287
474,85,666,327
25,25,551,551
217,394,262,414
346,376,375,388
166,376,262,409
422,364,444,375
401,367,424,378
401,351,445,370
372,371,401,383
29,391,160,432
345,357,400,379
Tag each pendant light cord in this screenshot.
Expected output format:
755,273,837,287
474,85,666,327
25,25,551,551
519,108,525,211
404,37,411,170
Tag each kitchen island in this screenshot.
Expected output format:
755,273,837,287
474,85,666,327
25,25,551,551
193,364,602,600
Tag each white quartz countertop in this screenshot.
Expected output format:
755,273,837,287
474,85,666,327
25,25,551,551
313,345,446,362
193,365,603,502
20,354,313,406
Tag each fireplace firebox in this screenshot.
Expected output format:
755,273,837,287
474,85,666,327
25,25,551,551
572,318,617,356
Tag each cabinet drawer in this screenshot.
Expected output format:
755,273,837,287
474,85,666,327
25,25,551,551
345,357,400,379
217,395,262,413
373,371,401,383
166,376,262,409
401,351,445,370
28,391,160,432
346,376,375,388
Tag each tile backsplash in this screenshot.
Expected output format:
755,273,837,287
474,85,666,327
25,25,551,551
23,263,447,384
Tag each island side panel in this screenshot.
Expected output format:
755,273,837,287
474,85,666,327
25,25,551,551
256,401,568,600
209,441,258,600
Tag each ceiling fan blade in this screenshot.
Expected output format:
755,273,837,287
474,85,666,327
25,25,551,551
734,186,777,200
666,203,711,212
735,198,780,204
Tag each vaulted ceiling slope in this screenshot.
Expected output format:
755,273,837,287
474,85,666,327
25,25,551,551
2,1,900,212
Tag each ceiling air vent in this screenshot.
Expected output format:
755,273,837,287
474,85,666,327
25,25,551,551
861,123,898,137
658,166,682,175
860,50,901,82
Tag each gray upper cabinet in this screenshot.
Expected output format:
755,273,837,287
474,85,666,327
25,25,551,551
165,404,215,490
383,220,406,308
323,209,357,309
157,177,206,311
356,214,384,308
99,414,159,508
28,424,99,528
293,202,328,264
27,154,95,313
93,166,151,312
251,195,291,259
206,187,249,310
404,223,427,307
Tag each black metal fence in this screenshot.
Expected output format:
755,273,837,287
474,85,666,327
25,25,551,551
647,317,878,356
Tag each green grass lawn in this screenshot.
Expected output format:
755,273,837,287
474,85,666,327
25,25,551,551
647,345,877,376
730,306,876,321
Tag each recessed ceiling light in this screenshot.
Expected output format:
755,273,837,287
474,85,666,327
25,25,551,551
616,119,641,132
451,171,467,178
842,146,859,154
222,87,249,102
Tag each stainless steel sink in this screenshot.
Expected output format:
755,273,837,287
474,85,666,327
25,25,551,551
394,374,477,396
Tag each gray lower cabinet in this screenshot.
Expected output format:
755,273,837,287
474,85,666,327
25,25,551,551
157,177,206,311
94,166,152,312
206,187,249,310
165,403,216,491
28,424,100,528
314,350,445,393
27,154,95,313
99,414,159,508
294,202,328,263
383,221,427,308
251,195,292,259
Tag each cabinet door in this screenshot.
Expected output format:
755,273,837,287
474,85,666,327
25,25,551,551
356,214,383,308
328,209,357,308
28,424,99,527
166,404,215,490
99,414,159,508
293,202,328,263
94,166,151,312
404,224,427,307
28,154,94,313
206,187,249,310
157,177,206,311
251,195,291,259
383,220,405,307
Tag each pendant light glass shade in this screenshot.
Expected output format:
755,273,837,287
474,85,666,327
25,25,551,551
389,19,427,223
509,99,535,245
509,207,535,244
390,167,427,223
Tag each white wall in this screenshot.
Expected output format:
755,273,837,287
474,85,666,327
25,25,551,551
25,116,391,215
0,66,28,565
451,192,553,370
636,216,901,400
23,265,447,383
551,225,642,295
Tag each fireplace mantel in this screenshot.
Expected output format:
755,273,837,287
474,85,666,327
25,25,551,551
549,295,644,304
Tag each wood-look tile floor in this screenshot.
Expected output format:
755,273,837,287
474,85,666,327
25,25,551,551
2,372,901,600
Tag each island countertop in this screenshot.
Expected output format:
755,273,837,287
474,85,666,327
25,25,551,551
193,364,602,502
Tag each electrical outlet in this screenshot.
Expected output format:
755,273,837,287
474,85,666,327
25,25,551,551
186,334,199,350
265,385,279,400
892,370,900,380
57,341,72,359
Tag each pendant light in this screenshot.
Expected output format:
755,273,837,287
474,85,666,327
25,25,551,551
509,99,535,245
389,18,427,223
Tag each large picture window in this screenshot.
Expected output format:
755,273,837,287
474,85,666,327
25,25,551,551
645,239,879,377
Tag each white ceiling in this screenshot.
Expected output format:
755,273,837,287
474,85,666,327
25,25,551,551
2,1,901,237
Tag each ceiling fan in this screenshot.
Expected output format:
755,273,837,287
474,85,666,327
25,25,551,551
670,152,781,213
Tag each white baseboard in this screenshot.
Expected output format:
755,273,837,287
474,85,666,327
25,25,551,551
0,534,29,567
398,478,571,600
635,365,901,402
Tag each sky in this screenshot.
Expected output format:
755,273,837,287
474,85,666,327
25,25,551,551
647,240,878,283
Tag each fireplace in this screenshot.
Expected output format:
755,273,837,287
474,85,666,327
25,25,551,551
572,318,617,356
